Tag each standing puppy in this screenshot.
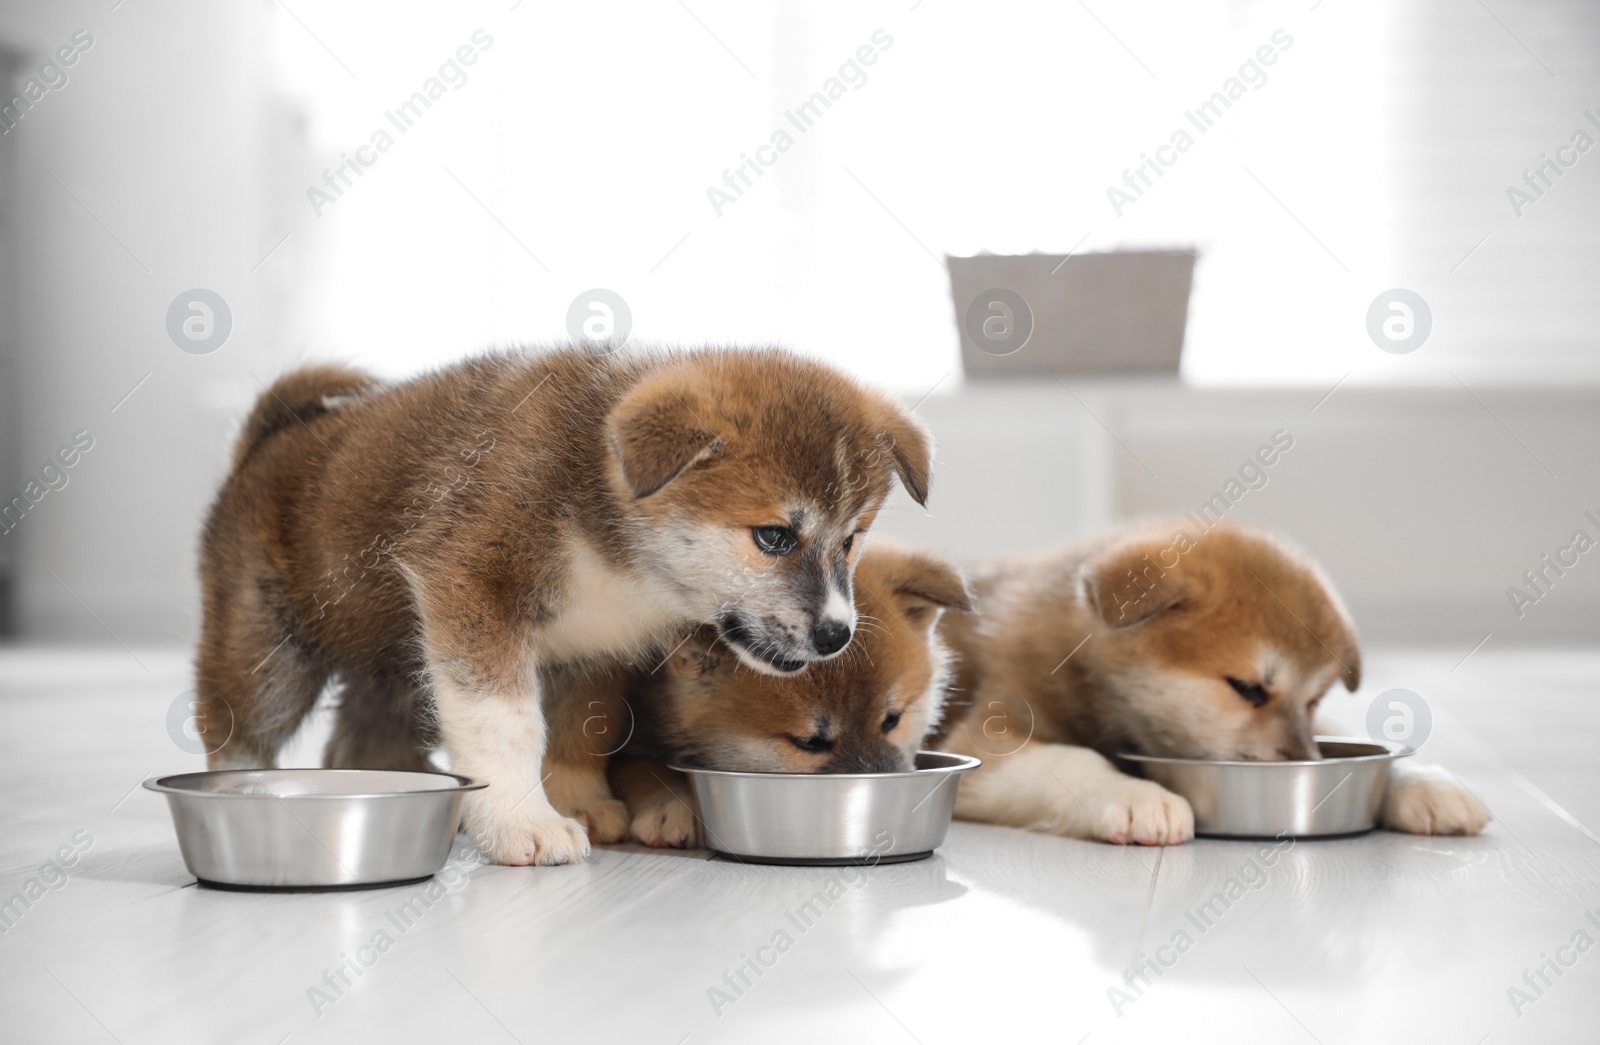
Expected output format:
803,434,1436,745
938,520,1490,844
196,347,931,865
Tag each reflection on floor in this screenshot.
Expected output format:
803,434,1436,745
1,644,1596,1044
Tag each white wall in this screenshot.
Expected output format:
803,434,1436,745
875,383,1600,644
2,0,308,643
3,0,1597,649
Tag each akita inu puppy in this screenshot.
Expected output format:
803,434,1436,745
196,347,932,865
936,519,1490,845
541,540,972,848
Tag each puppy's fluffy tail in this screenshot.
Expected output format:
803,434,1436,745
232,364,378,472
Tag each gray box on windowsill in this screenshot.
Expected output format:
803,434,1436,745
949,250,1197,379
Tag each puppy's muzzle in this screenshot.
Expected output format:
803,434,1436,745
716,612,808,674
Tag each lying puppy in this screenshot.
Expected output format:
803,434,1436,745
196,348,932,865
936,519,1490,845
542,540,972,848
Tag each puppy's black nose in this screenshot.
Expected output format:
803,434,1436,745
811,620,851,656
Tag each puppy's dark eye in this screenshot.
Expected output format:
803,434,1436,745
1227,677,1271,708
881,710,902,733
843,534,854,554
752,525,797,556
788,734,833,753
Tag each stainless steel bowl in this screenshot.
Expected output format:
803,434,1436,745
675,750,981,865
1122,737,1409,838
145,769,485,889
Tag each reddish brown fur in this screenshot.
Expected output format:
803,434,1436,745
196,346,931,864
636,539,971,773
936,518,1487,843
543,541,972,846
937,518,1362,763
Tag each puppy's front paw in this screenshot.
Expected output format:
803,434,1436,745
1382,765,1490,836
1088,778,1194,846
569,798,630,845
471,811,592,866
630,799,700,849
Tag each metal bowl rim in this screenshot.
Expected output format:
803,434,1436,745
142,768,487,798
1119,735,1411,768
670,750,981,780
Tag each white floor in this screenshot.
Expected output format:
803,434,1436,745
2,644,1597,1045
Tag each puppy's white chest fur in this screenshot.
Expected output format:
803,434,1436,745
536,537,697,663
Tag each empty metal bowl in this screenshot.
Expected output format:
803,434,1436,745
1122,737,1409,838
145,769,485,889
675,750,981,865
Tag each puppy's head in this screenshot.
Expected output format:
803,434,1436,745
653,541,971,773
1077,520,1360,762
606,350,932,675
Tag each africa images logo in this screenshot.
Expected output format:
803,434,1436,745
704,30,893,217
305,31,494,217
1106,30,1293,216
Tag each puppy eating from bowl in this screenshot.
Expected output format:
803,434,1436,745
934,519,1491,845
194,347,932,865
541,540,973,848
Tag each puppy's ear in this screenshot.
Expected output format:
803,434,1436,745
1286,552,1362,692
1329,613,1362,691
1339,640,1362,691
860,542,973,625
1080,542,1187,629
876,406,933,507
606,378,723,499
